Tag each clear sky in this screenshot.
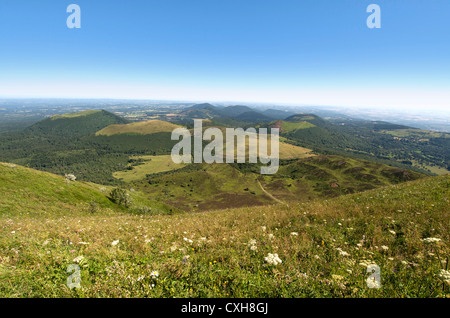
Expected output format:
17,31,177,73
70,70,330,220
0,0,449,111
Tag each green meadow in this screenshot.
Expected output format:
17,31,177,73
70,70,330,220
0,162,448,298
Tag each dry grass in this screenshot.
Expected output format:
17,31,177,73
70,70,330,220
95,120,182,136
113,155,187,182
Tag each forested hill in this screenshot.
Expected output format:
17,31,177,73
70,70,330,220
267,114,450,175
0,110,176,184
24,110,129,136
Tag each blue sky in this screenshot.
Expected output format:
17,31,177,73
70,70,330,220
0,0,449,110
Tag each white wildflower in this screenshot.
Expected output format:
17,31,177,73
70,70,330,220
150,271,159,278
336,247,350,257
381,245,389,250
248,239,257,251
73,256,84,263
290,232,298,236
389,230,396,235
264,253,282,266
438,270,450,284
359,260,372,267
111,240,120,246
137,275,145,282
422,237,441,243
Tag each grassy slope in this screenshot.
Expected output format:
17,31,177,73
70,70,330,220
95,120,182,136
0,168,447,297
0,162,175,218
271,120,316,133
0,162,121,217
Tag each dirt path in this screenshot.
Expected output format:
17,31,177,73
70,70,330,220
257,179,287,206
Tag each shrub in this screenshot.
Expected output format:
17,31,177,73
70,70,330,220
109,187,133,208
88,200,99,213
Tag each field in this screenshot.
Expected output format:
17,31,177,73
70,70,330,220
113,155,187,183
223,136,314,161
381,129,450,139
410,159,450,176
0,162,448,298
278,120,316,133
95,120,182,136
